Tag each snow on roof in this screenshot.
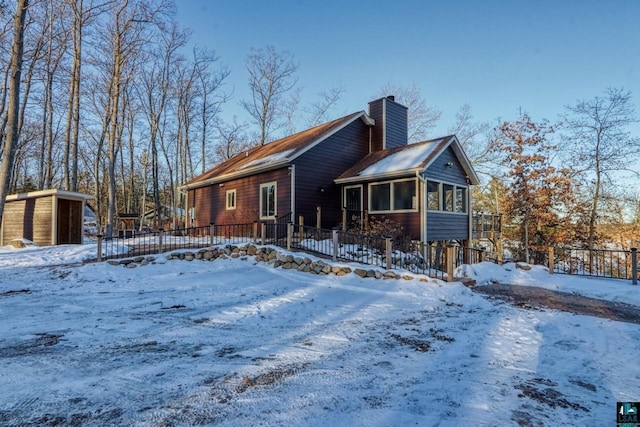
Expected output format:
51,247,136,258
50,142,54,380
357,140,441,176
236,148,295,171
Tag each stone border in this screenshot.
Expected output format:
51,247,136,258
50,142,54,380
106,244,441,283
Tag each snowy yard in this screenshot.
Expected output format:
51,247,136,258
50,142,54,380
1,244,639,426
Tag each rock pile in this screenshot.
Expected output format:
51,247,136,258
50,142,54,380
106,244,435,282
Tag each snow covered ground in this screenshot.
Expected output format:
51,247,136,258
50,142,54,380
1,243,639,426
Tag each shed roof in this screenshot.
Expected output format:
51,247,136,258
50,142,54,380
5,189,93,202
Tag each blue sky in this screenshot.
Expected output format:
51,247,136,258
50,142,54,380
175,0,640,137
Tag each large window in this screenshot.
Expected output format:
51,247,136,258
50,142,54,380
260,182,276,219
226,189,236,210
427,180,467,213
369,179,417,213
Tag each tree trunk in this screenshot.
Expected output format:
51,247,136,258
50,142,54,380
0,0,29,226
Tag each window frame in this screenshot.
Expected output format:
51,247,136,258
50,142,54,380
225,189,237,210
368,178,418,214
426,179,468,215
259,182,277,219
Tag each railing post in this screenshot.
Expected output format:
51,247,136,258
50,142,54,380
316,206,321,229
209,223,215,246
446,243,456,282
261,222,266,244
253,221,258,243
97,235,103,262
287,222,293,251
298,215,304,242
342,208,347,231
632,247,638,285
548,246,555,275
385,237,392,270
332,229,338,262
158,229,164,254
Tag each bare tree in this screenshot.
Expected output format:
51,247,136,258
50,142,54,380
306,86,344,127
0,0,28,226
448,104,498,176
63,0,113,192
240,46,298,145
193,46,229,174
214,116,250,161
376,81,441,143
562,87,640,249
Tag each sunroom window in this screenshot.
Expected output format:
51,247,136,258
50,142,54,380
369,179,417,212
427,181,440,210
427,180,467,214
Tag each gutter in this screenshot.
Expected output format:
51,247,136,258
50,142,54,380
335,168,421,185
180,160,291,191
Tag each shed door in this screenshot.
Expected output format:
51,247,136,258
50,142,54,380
344,186,362,228
57,199,83,244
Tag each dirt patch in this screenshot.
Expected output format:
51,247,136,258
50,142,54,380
473,283,640,324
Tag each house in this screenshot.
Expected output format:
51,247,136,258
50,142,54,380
1,189,93,246
182,97,480,245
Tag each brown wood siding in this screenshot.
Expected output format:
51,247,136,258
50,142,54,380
295,119,370,227
191,168,291,227
1,197,53,246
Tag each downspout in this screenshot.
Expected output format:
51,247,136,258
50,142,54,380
417,171,428,243
467,182,473,244
290,164,295,220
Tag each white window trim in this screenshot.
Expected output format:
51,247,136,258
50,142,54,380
226,189,237,210
259,182,277,219
426,179,468,215
368,178,419,214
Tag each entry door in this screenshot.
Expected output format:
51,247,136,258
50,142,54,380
344,186,362,229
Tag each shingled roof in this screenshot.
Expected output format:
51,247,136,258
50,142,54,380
335,135,480,185
182,111,372,190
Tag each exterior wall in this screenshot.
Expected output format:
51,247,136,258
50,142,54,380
357,179,422,241
295,119,371,227
369,100,384,152
425,146,469,185
368,97,408,151
424,146,471,241
189,168,291,227
426,212,469,241
1,196,53,246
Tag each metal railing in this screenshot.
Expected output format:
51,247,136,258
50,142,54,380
550,247,638,284
97,224,255,261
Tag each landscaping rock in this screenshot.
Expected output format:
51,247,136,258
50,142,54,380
354,268,367,278
516,262,532,271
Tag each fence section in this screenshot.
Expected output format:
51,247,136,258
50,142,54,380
551,247,638,284
97,221,637,285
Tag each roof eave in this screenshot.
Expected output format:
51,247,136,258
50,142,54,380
335,168,421,185
180,159,291,191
